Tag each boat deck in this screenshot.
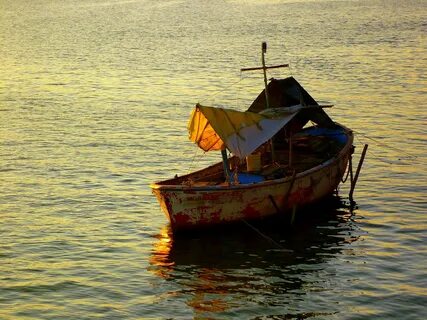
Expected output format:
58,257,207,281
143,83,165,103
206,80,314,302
190,134,345,186
154,126,349,187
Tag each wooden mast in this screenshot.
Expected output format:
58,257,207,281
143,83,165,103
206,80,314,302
241,42,289,162
240,42,289,94
261,42,270,109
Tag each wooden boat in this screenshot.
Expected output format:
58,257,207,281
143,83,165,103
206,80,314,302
151,44,355,232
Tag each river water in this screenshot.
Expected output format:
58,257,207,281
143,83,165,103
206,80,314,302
1,0,426,319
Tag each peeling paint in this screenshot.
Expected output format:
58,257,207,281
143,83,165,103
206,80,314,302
151,146,352,231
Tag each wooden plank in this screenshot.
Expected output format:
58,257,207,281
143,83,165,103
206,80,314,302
240,64,289,72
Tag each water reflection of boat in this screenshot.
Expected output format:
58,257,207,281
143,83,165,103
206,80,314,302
150,43,356,232
149,198,361,317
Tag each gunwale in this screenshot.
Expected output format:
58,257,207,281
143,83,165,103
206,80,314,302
150,123,353,192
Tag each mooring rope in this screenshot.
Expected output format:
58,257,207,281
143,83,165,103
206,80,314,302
241,219,284,249
341,155,352,183
354,130,418,161
198,76,247,106
186,148,205,176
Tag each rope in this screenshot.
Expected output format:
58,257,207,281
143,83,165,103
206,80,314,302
341,155,352,183
186,148,204,176
198,76,247,106
354,130,418,161
241,219,284,249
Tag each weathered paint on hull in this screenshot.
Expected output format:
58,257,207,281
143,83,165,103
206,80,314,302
151,147,352,231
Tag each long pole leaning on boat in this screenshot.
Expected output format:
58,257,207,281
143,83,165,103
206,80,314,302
349,144,369,203
241,42,288,162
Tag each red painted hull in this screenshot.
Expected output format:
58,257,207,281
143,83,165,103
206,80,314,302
151,126,354,231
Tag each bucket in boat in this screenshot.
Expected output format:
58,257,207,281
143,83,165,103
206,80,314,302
246,153,261,172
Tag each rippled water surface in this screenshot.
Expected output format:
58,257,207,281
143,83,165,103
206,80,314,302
1,0,426,319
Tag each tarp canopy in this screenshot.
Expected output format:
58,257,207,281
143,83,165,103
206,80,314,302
248,77,335,128
188,104,298,158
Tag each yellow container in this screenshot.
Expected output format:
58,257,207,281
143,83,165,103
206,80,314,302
246,153,261,172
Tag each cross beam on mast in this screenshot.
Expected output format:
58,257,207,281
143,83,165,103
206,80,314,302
240,42,289,162
241,42,289,109
240,64,289,72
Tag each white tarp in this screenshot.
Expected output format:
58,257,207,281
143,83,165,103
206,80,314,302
188,104,298,158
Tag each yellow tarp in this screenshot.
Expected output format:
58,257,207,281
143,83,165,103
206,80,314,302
188,104,297,158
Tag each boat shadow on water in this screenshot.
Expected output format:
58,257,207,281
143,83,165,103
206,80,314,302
149,196,363,317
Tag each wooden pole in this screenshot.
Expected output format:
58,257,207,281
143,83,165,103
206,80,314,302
349,144,368,202
221,149,231,183
239,43,290,110
291,205,297,225
240,64,289,72
282,169,297,207
261,42,270,109
261,42,276,162
240,42,289,163
289,130,292,168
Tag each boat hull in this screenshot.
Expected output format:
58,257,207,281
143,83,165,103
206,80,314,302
151,133,353,231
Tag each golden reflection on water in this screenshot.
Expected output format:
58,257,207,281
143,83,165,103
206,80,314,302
185,269,230,314
149,211,364,317
149,227,175,279
149,227,232,314
1,0,426,318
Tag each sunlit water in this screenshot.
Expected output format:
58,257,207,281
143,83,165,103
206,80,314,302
1,0,426,319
